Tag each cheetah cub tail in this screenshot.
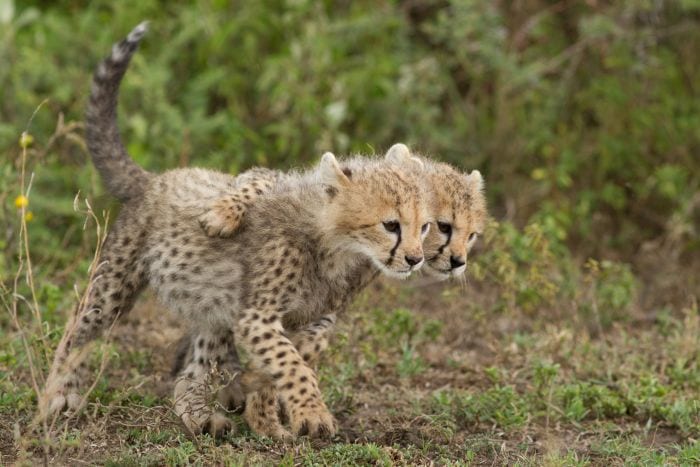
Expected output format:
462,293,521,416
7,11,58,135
86,22,152,202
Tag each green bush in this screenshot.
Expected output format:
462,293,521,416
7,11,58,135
2,0,699,283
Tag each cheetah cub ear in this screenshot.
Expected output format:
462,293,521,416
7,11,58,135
320,152,351,188
467,169,484,192
385,143,424,170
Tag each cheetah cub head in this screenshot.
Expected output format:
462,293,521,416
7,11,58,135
318,149,430,279
422,161,487,279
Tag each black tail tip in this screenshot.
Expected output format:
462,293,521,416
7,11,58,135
127,21,149,44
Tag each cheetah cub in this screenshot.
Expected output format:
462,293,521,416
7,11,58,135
187,145,487,438
40,23,431,439
199,146,486,277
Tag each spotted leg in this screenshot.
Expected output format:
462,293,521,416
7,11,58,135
236,307,336,439
173,328,244,437
40,219,147,420
242,314,338,439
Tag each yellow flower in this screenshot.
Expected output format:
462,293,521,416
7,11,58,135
24,211,34,222
14,195,29,209
531,168,547,181
19,132,34,149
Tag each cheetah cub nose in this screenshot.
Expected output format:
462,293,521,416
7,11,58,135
405,255,424,267
450,256,466,269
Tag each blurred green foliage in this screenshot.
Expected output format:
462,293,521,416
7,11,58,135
1,0,698,295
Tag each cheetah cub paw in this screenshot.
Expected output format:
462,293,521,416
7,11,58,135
244,409,294,441
180,410,234,438
291,403,337,438
198,198,246,238
39,376,83,420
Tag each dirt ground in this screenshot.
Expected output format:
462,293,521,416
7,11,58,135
2,273,699,465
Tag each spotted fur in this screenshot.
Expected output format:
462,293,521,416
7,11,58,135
183,144,488,436
40,24,430,440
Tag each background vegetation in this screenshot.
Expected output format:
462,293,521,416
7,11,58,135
1,0,699,464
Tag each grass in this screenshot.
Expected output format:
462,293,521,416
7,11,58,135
2,199,698,465
3,272,698,464
2,185,698,463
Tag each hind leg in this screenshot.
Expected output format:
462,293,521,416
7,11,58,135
40,225,146,419
173,328,243,437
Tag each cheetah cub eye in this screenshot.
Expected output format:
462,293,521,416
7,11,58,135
421,222,430,235
383,221,400,233
437,221,452,235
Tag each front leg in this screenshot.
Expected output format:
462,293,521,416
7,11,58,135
198,194,251,238
238,310,336,438
293,314,337,367
198,173,277,237
243,385,292,440
242,314,337,439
